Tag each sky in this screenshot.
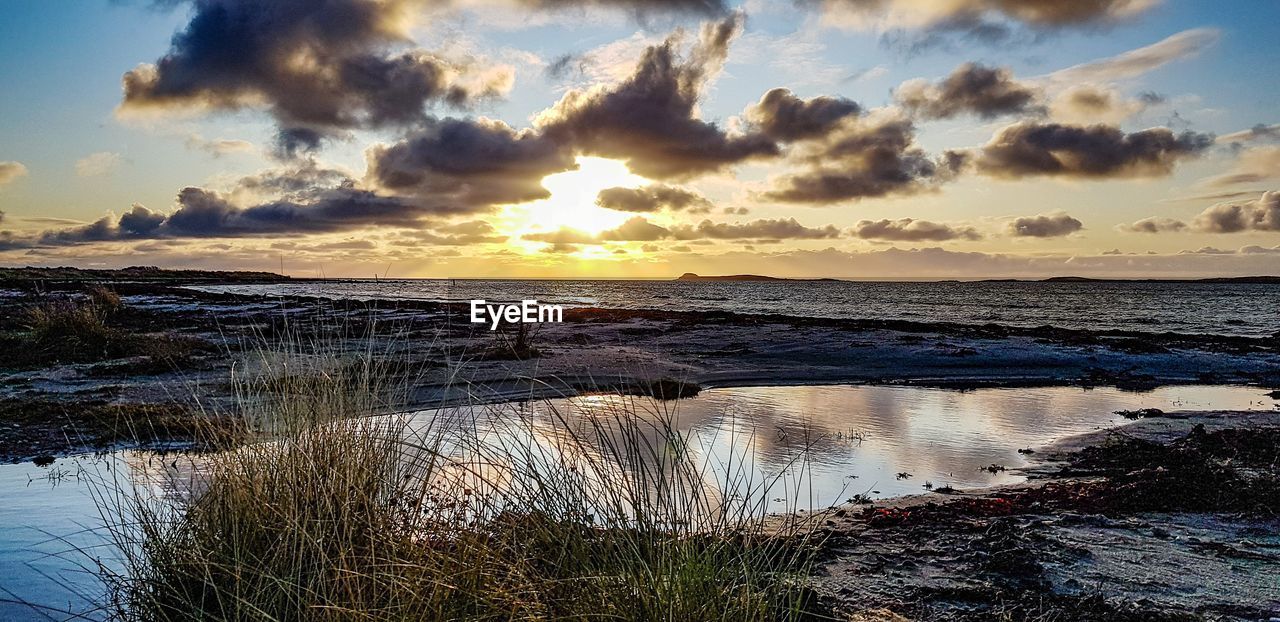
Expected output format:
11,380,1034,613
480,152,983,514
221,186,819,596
0,0,1277,279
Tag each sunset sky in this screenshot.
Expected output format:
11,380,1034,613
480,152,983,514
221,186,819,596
0,0,1277,278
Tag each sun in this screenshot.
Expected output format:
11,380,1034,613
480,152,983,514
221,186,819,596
499,157,650,241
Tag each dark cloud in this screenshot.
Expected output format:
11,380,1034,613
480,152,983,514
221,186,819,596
274,127,327,160
1138,91,1167,105
805,0,1159,30
1119,216,1187,233
519,0,727,14
544,54,587,80
366,117,576,213
877,16,1028,57
894,63,1042,120
975,122,1213,179
744,88,861,141
535,13,778,179
28,163,444,245
119,0,511,133
1007,212,1083,237
851,218,981,241
0,231,37,252
1192,191,1280,233
523,228,600,245
761,114,967,204
596,184,713,213
599,216,674,241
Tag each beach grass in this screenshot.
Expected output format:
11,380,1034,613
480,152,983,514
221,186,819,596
95,333,825,621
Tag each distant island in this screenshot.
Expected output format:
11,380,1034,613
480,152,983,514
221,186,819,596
676,273,843,282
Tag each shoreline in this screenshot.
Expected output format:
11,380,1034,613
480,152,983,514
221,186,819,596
1,276,1277,620
3,279,1279,462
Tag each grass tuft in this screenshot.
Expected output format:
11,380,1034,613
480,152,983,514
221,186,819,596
96,338,826,621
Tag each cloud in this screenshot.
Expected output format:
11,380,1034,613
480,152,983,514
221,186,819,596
515,0,728,14
1045,28,1219,84
1007,212,1083,237
743,88,861,141
1118,216,1187,233
671,217,841,240
185,134,256,157
394,220,507,245
807,0,1160,31
600,216,674,241
1048,86,1163,124
0,161,28,186
523,228,600,245
118,0,513,134
525,215,842,244
851,218,981,241
535,13,779,179
975,122,1213,179
760,109,966,204
1201,146,1280,187
1217,124,1280,145
1192,191,1280,233
366,117,575,213
596,184,713,212
75,152,123,177
894,63,1042,120
40,187,428,245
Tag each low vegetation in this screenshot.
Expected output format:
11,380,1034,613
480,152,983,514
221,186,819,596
97,343,825,621
0,286,209,370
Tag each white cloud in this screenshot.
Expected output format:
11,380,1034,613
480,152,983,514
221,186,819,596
0,161,28,186
1045,28,1219,85
75,152,123,177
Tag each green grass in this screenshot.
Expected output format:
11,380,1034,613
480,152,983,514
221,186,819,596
97,338,827,621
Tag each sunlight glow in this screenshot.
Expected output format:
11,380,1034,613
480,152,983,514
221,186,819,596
500,157,650,242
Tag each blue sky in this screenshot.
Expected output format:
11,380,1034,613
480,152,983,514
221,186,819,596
0,0,1277,277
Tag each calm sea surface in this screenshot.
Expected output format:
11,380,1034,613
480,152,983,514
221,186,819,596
192,279,1280,337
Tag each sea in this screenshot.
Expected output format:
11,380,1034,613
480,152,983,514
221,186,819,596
190,279,1280,337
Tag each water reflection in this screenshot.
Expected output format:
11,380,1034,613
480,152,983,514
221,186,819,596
0,384,1274,618
408,384,1278,511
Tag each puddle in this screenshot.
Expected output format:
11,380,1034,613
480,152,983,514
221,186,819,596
429,384,1276,509
1,384,1274,619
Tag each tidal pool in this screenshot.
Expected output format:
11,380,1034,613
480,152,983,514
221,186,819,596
1,383,1274,619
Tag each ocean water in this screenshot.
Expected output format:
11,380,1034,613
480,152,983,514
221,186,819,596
191,279,1280,337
